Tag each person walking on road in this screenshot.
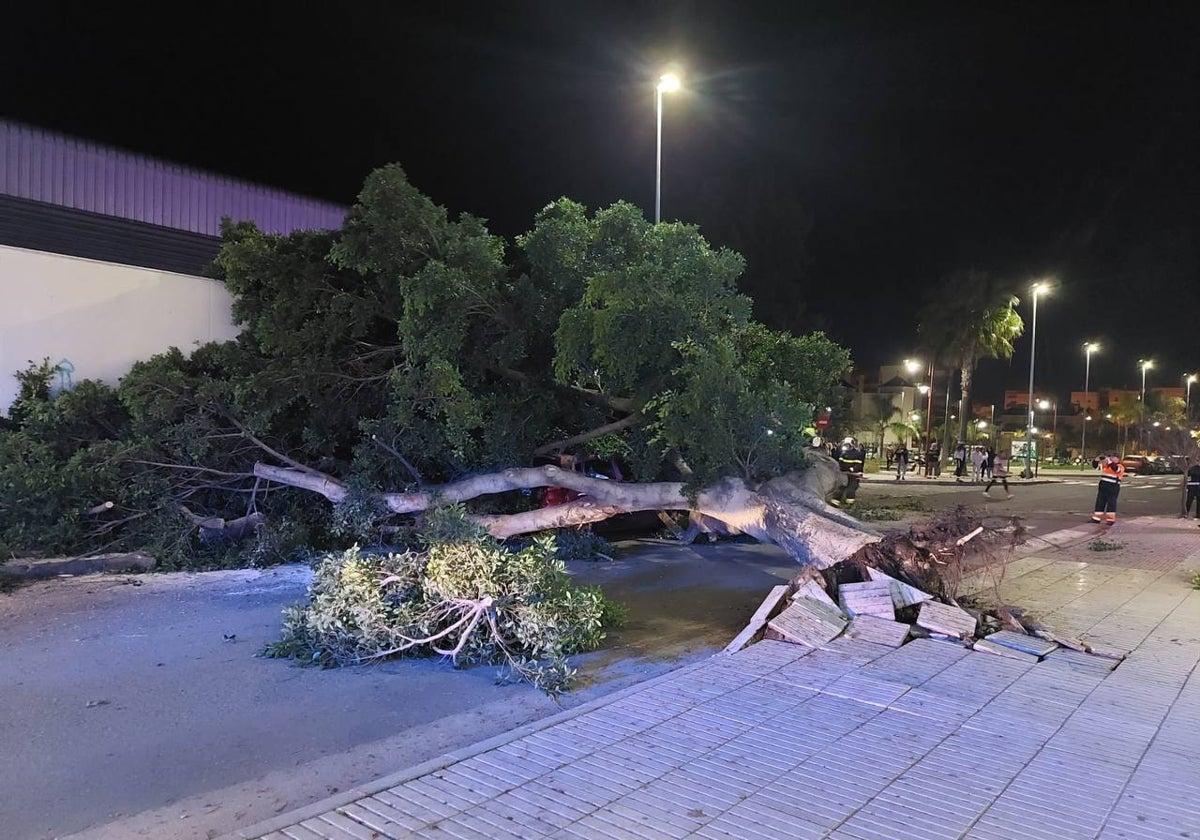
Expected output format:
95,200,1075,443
953,441,968,482
1092,453,1126,524
970,446,986,483
925,439,941,478
1184,461,1200,521
983,450,1012,499
830,436,866,507
894,443,909,481
981,447,994,481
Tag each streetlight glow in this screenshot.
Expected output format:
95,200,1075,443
1024,280,1051,477
654,72,682,224
1081,342,1099,468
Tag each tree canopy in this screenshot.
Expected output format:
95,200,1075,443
1,165,853,563
917,270,1024,445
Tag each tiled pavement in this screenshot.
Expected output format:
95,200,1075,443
231,518,1200,840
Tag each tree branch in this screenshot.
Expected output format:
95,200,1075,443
533,413,641,456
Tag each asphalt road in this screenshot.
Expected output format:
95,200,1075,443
859,470,1190,535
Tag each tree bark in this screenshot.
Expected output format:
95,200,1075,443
253,454,880,569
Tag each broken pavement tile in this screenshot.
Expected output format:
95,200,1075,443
916,600,978,639
973,638,1040,663
1042,647,1120,673
792,579,837,609
985,630,1058,658
865,567,933,609
838,580,895,619
768,597,848,648
723,584,791,654
846,614,910,648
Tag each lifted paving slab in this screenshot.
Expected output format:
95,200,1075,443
231,517,1200,840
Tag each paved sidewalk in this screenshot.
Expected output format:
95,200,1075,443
231,518,1200,840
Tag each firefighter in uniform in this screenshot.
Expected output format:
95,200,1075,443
1093,453,1126,524
830,436,866,507
1185,461,1200,520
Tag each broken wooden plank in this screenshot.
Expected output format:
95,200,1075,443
973,638,1040,663
723,584,791,654
985,630,1058,658
838,580,895,620
916,601,978,639
767,598,848,648
1083,644,1127,661
846,614,910,648
865,567,933,609
791,579,837,609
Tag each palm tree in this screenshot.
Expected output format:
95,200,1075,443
918,270,1025,445
868,393,900,452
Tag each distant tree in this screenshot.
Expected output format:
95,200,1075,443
867,393,900,451
917,271,1025,445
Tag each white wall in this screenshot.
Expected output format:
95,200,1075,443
0,245,239,414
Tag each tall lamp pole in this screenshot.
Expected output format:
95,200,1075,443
1024,282,1048,478
1038,399,1057,460
655,73,681,224
1186,373,1196,421
1081,342,1099,468
1138,359,1153,451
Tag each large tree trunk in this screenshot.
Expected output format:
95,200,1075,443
253,454,880,569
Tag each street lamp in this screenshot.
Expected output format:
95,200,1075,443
906,355,936,469
1024,281,1049,477
1081,342,1099,468
655,73,681,224
1038,398,1057,464
1186,373,1197,420
1139,359,1153,452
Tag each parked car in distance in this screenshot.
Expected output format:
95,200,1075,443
1120,455,1152,475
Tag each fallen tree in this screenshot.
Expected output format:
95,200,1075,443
253,455,881,569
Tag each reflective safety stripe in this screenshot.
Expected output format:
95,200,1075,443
1100,476,1121,483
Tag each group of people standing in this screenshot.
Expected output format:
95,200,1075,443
884,441,1000,484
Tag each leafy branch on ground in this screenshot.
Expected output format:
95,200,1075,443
263,505,621,695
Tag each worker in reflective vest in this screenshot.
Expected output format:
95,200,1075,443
1093,454,1126,524
830,436,866,507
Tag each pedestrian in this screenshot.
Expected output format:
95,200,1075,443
1184,461,1200,521
885,444,895,470
983,450,1012,499
925,439,941,478
953,441,968,483
830,436,866,508
970,446,986,483
1092,453,1126,524
981,447,994,480
894,443,909,481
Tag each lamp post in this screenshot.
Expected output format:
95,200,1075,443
1038,399,1057,463
1186,373,1196,420
655,73,681,224
906,356,935,467
1023,282,1048,478
1139,359,1153,452
1081,342,1099,468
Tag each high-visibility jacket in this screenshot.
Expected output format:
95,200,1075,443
1186,465,1200,487
1099,461,1125,485
836,443,866,474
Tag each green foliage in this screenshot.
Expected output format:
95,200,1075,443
2,165,853,571
264,509,620,695
1191,569,1200,590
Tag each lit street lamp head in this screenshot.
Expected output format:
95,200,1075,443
657,73,681,93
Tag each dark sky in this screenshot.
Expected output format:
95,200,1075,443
4,2,1198,405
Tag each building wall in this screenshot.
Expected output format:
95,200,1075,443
1,120,345,237
0,244,238,414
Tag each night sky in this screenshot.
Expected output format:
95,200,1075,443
4,2,1198,405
